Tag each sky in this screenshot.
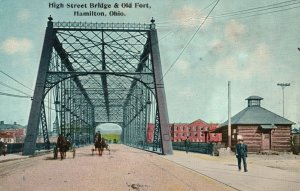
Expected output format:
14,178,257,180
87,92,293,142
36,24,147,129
0,0,300,127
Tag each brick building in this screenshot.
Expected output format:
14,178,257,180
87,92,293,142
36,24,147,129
170,119,222,143
0,121,26,143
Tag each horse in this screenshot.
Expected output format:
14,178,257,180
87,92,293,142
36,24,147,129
92,135,110,156
93,134,104,156
101,138,110,155
55,135,75,160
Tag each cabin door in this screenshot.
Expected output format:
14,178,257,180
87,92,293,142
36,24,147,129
262,132,271,150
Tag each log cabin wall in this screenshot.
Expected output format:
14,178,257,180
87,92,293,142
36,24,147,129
271,125,291,152
217,125,292,152
237,125,262,152
221,128,228,147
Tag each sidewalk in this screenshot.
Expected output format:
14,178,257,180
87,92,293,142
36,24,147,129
162,151,300,191
0,153,29,163
0,150,52,163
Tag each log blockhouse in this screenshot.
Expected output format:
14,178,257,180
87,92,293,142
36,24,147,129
214,96,294,152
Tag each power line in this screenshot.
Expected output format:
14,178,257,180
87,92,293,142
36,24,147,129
0,70,34,91
156,0,300,27
213,0,300,18
161,0,220,80
186,0,300,21
0,81,32,96
217,4,300,20
0,91,31,98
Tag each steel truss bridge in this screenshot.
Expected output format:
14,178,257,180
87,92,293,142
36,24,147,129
22,16,172,155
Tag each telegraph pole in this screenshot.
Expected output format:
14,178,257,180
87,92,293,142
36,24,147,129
277,83,290,117
228,81,231,149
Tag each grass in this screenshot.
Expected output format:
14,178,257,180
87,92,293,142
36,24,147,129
102,134,121,143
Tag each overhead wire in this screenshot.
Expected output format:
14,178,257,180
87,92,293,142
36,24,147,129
0,91,31,98
155,0,300,28
212,0,300,18
0,70,34,91
161,0,221,81
0,81,32,96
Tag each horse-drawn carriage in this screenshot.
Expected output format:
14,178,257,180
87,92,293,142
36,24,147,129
92,133,110,156
54,134,76,160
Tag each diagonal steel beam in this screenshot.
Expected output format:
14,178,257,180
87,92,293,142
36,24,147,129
101,31,110,121
53,36,93,107
123,38,150,108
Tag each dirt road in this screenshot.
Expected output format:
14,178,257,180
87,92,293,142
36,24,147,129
0,145,234,191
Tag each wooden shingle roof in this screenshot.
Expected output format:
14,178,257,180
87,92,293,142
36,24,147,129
219,106,294,127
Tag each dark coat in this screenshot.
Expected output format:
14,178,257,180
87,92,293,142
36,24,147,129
235,143,248,157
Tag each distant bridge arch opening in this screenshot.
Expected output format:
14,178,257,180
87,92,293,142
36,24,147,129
95,123,122,143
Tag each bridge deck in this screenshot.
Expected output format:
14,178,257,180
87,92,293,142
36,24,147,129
0,145,233,191
1,145,299,191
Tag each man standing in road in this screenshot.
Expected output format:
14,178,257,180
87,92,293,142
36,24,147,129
184,136,190,154
235,136,248,172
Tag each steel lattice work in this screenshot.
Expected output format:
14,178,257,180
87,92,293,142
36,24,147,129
22,17,172,155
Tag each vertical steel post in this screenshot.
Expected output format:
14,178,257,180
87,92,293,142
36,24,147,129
149,22,173,155
23,18,55,155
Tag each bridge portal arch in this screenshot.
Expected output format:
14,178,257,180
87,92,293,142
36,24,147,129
22,17,172,155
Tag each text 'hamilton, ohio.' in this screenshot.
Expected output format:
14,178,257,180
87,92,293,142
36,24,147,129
74,10,125,17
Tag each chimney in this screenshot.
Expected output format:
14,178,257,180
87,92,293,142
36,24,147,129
0,121,4,125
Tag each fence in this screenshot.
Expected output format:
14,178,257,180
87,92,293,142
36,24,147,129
292,134,300,155
172,142,214,155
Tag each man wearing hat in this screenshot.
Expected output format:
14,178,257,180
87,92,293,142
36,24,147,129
235,135,248,172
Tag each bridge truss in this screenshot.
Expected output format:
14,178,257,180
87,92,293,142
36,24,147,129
23,17,172,155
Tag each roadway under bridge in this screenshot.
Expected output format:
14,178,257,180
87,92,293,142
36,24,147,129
22,16,172,155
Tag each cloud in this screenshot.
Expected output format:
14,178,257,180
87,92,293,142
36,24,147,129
210,39,225,54
1,37,33,54
214,43,274,80
175,60,191,73
170,5,206,29
178,86,195,98
225,20,247,43
17,9,31,22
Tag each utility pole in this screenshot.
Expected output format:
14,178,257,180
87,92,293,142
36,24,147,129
277,83,290,117
228,81,231,149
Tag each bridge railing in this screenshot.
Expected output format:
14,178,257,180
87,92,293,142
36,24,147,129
172,142,215,155
53,22,151,30
5,143,56,154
